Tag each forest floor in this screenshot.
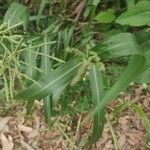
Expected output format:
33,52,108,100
0,85,150,150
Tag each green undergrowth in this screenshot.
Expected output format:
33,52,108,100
0,0,150,148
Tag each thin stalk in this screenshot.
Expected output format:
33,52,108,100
106,114,120,150
3,76,9,102
56,122,77,150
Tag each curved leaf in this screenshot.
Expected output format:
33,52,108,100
92,33,141,60
15,58,82,100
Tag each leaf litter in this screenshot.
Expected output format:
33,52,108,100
0,85,150,150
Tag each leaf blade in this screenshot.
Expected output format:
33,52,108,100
116,0,150,26
95,9,115,23
3,1,29,30
92,33,141,60
89,64,105,143
88,54,146,121
15,58,82,100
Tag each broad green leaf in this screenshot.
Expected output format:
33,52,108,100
131,104,150,142
89,64,105,144
87,55,146,121
92,33,141,60
141,40,150,52
116,1,150,26
3,2,29,30
15,58,82,100
135,29,150,51
95,9,115,23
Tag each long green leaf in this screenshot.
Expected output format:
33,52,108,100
25,37,51,114
3,2,29,30
43,95,52,126
40,36,52,125
15,58,82,100
40,36,52,75
36,0,50,25
116,0,150,26
86,54,146,121
89,64,105,144
24,47,39,86
92,33,141,60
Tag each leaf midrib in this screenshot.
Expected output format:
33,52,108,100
93,66,100,104
31,62,82,97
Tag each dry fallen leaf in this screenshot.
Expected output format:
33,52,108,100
18,124,33,133
28,116,40,138
0,133,14,150
0,117,12,132
73,0,86,22
118,134,126,147
20,139,34,150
